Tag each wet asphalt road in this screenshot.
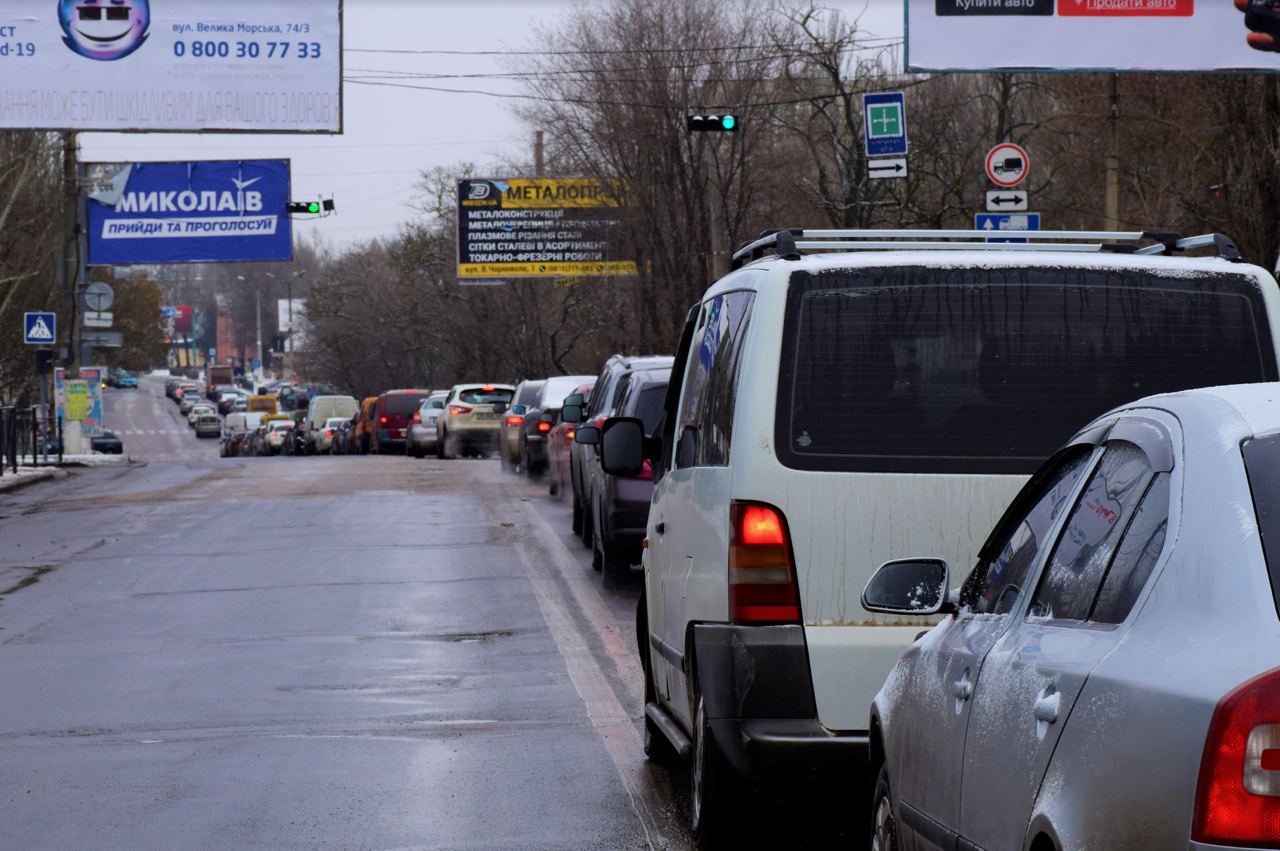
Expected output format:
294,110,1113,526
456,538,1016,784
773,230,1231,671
0,377,857,850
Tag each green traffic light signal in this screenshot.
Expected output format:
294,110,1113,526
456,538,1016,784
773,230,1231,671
307,202,321,214
721,115,736,130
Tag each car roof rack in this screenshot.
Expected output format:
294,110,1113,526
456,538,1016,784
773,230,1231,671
729,228,1243,270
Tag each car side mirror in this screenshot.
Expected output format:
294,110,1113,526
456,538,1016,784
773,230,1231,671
600,417,645,478
561,403,583,424
575,425,600,446
492,402,509,415
862,558,954,616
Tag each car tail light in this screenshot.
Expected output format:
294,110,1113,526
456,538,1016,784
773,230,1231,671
567,429,575,442
728,502,800,624
380,416,388,425
1194,668,1280,846
537,421,552,434
324,429,334,437
505,415,523,427
412,412,421,424
449,405,472,416
636,460,653,481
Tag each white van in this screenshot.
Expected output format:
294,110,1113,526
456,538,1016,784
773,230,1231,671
304,395,359,454
593,228,1280,844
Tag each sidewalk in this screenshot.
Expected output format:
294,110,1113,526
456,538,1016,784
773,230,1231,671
0,454,131,493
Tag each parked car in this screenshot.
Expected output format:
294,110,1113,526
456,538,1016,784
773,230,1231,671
90,430,123,454
317,417,348,454
547,382,595,499
194,414,221,439
371,389,433,454
517,375,594,478
352,396,379,454
302,395,359,454
436,384,515,459
570,355,674,545
500,380,546,471
263,421,296,455
406,393,447,458
333,417,356,455
864,382,1280,851
178,393,205,415
593,230,1280,845
574,369,667,577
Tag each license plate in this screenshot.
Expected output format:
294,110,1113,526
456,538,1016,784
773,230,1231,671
475,413,498,421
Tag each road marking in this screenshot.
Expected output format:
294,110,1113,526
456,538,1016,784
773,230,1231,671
514,543,688,850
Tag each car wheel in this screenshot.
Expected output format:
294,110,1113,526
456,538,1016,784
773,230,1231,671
871,764,897,851
436,433,447,459
522,444,535,479
690,691,733,849
638,595,676,764
548,473,560,499
571,496,583,535
600,532,631,583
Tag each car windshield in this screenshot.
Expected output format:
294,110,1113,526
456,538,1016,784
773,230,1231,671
459,388,513,404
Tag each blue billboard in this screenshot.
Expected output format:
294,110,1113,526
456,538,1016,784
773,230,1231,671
86,160,292,266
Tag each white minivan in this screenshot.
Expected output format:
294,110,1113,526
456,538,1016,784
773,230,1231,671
593,228,1280,845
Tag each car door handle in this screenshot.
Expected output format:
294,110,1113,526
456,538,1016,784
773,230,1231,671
951,678,972,701
1033,690,1061,724
654,522,665,536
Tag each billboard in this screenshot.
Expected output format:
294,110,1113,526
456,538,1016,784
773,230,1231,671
0,0,341,132
55,367,105,437
171,305,193,334
906,1,1280,72
85,160,292,266
456,178,637,280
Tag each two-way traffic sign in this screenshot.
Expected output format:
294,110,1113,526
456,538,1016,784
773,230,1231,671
23,312,56,345
985,190,1028,212
868,158,908,180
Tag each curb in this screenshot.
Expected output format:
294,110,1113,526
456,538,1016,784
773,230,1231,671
0,468,65,494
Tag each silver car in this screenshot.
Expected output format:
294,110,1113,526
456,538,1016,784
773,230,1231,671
864,383,1280,851
406,393,447,458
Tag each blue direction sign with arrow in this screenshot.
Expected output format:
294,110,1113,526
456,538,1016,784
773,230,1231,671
863,91,908,158
975,212,1041,243
23,312,55,345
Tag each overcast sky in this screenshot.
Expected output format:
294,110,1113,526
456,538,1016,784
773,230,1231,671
79,0,905,252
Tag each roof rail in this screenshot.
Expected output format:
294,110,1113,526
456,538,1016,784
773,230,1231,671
729,228,1245,270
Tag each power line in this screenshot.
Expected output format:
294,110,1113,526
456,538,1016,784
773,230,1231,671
343,39,899,57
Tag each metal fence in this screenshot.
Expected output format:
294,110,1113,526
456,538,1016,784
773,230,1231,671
0,407,62,476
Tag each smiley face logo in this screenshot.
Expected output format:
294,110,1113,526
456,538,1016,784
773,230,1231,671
58,0,150,61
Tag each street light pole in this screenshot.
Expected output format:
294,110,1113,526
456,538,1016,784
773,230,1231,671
255,286,264,383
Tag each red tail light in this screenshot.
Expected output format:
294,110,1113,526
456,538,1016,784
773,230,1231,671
412,412,421,424
728,502,800,624
636,459,653,481
379,416,388,425
449,405,472,416
1195,668,1280,845
566,429,576,442
505,415,523,427
537,421,552,434
324,429,334,437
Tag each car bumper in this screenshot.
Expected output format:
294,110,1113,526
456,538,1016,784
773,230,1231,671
693,623,868,782
408,426,437,447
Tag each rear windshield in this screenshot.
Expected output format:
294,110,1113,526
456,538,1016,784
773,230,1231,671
459,388,514,405
383,394,428,415
516,382,544,406
1243,434,1280,621
635,386,667,434
778,267,1277,474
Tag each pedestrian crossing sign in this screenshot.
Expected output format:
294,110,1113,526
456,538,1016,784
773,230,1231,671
24,312,56,345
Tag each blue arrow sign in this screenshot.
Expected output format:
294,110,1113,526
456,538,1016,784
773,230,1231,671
863,91,908,158
975,212,1041,243
23,312,55,345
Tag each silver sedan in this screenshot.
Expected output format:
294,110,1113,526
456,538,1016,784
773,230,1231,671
863,383,1280,851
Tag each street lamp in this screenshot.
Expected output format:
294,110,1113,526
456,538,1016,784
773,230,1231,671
236,274,264,383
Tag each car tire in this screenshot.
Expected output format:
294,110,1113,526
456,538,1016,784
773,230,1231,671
580,489,594,549
571,497,583,535
871,764,898,851
600,533,630,583
548,474,560,499
690,691,733,849
522,443,535,479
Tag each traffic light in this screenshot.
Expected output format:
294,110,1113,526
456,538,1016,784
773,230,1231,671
272,334,287,354
287,200,335,215
687,113,738,133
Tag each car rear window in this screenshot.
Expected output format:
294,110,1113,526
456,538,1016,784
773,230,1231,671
459,388,514,404
1243,433,1280,622
635,386,667,434
384,394,428,415
777,267,1278,474
516,382,545,406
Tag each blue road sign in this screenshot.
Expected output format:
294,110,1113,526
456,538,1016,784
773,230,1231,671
863,92,909,158
87,160,293,266
975,212,1041,243
23,312,55,345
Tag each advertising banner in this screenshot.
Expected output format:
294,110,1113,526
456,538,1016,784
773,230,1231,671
85,160,292,266
456,178,637,280
0,0,341,132
907,1,1280,72
55,367,105,437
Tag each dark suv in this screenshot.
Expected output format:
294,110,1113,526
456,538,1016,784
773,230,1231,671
569,354,674,556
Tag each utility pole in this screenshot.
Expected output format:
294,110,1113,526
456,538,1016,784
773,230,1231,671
1104,74,1120,231
534,130,545,178
255,286,263,383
